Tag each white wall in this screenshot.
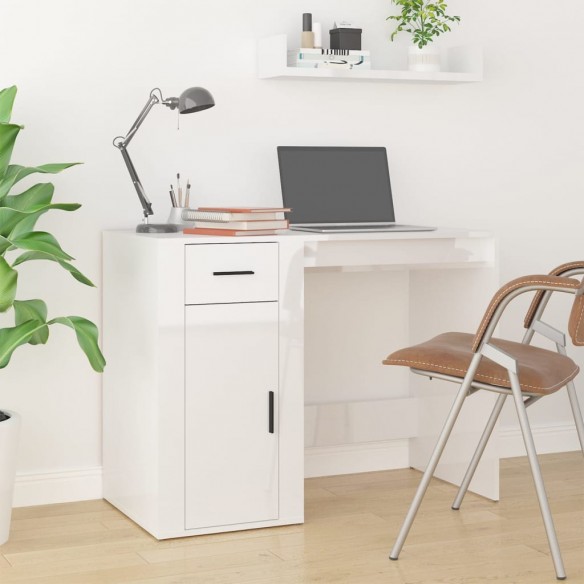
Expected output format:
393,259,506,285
1,0,583,503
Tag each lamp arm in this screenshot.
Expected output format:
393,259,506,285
118,91,161,148
113,90,163,220
117,143,152,219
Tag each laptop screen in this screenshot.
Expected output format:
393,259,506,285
277,146,396,224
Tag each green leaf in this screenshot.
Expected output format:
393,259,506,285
0,256,17,312
0,86,17,124
0,185,81,238
0,320,40,368
4,183,55,210
0,234,13,255
0,123,21,178
56,259,95,286
0,207,29,238
12,250,95,287
0,205,79,239
7,213,40,240
9,231,74,261
50,316,106,372
13,299,48,344
0,163,80,200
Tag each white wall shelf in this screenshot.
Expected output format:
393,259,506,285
258,35,483,84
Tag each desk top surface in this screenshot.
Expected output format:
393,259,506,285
105,227,494,246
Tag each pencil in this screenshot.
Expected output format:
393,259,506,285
185,180,191,208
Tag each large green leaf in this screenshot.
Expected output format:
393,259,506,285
0,86,17,123
50,316,106,372
0,234,13,255
4,183,55,210
0,163,80,200
2,183,56,237
9,231,74,261
8,213,43,240
1,210,81,243
0,204,80,238
13,299,48,344
0,320,40,368
0,124,21,178
12,250,95,287
0,256,17,312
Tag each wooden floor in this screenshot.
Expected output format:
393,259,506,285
0,452,582,583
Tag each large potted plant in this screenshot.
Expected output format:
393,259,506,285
387,0,461,72
0,85,105,544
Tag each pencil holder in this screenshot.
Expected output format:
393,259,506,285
167,207,189,225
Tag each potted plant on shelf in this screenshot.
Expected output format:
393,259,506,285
0,85,105,545
387,0,461,72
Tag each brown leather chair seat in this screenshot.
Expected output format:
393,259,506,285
384,331,580,395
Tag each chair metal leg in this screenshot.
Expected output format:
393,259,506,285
452,393,507,510
389,353,482,561
509,371,566,580
556,346,584,456
566,381,584,455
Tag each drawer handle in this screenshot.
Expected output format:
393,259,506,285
212,270,255,276
268,391,274,434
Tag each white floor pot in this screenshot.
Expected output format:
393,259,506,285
0,409,20,545
408,44,441,72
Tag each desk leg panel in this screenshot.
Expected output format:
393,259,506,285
409,266,500,501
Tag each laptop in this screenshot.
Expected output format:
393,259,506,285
277,146,435,233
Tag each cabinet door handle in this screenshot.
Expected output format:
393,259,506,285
268,391,275,434
212,270,255,276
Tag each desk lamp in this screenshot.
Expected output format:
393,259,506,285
113,87,215,233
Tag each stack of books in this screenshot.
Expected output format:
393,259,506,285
287,48,371,70
182,206,290,236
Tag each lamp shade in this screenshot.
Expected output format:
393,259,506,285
179,87,215,114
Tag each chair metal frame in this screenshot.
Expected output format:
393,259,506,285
389,266,584,581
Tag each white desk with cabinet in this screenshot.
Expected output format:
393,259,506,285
102,228,497,539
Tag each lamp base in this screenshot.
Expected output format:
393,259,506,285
136,223,182,234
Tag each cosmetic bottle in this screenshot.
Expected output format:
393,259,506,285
313,22,322,48
301,13,314,49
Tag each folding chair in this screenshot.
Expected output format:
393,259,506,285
383,262,584,580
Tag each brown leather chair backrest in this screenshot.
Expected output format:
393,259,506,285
473,275,582,353
569,287,584,346
524,262,584,348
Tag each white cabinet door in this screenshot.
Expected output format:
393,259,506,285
185,301,279,529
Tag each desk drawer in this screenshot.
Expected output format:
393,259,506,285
185,243,278,304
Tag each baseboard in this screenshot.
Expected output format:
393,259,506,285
306,422,582,478
499,422,582,459
13,467,103,508
11,424,581,507
13,443,409,507
304,439,409,478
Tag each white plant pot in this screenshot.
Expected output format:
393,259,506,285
408,44,441,72
0,410,20,545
